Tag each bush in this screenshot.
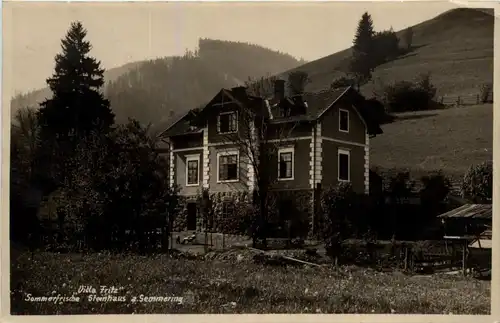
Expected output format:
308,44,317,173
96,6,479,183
372,29,400,65
320,183,372,262
386,171,415,204
287,70,310,95
363,98,395,124
210,192,254,235
267,190,311,239
479,83,493,103
382,171,417,239
50,120,179,252
375,73,438,112
419,171,451,221
461,161,492,203
420,171,451,205
331,76,356,89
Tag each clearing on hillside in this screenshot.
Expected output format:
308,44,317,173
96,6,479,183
370,104,493,177
284,8,493,98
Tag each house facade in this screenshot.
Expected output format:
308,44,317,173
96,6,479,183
160,80,383,236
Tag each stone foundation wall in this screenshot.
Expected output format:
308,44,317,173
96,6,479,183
172,191,253,234
172,189,315,238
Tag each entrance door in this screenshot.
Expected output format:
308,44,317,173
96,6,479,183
186,203,197,231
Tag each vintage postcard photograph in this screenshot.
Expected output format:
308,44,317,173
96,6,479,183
2,0,497,318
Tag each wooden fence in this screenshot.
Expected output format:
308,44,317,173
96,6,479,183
437,92,493,107
374,167,463,196
341,239,490,275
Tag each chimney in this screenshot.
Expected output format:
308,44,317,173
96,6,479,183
274,79,286,101
231,86,247,98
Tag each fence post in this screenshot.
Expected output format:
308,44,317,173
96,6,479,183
476,94,480,105
456,96,461,107
462,239,467,276
404,246,408,271
440,96,444,105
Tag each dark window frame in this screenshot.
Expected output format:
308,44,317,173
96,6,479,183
338,149,350,182
339,109,349,133
218,111,238,134
185,155,200,186
278,148,294,180
218,152,239,182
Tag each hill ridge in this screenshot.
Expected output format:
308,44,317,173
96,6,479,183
10,38,304,124
280,8,493,96
10,8,493,128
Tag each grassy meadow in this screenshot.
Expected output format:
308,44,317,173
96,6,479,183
11,249,490,315
288,8,493,97
371,104,493,178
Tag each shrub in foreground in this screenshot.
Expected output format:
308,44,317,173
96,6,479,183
461,161,492,203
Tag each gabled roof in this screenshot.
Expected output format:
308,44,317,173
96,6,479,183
270,86,383,136
438,204,492,220
269,87,349,121
161,87,266,137
158,110,203,138
161,85,383,138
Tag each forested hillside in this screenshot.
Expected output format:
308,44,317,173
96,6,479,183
106,38,303,126
10,61,146,119
11,38,304,127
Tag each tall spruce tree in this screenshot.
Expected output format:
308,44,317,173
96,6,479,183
403,27,414,51
38,21,114,142
349,12,376,89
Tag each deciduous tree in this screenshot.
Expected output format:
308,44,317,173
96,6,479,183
461,161,492,203
244,75,278,98
287,71,310,96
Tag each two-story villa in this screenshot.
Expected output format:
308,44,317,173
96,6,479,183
160,80,383,236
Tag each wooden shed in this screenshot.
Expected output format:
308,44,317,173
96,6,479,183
438,204,492,275
438,204,492,239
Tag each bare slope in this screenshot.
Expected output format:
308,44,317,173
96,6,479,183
278,8,493,178
283,8,493,97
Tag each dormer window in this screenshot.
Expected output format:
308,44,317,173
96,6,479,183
217,111,238,134
339,109,349,133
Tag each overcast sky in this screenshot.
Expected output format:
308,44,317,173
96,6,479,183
5,1,458,94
